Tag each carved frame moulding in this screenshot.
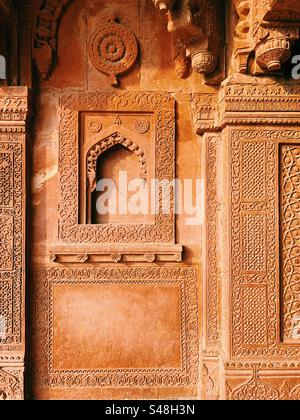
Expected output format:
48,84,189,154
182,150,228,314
32,266,199,390
204,134,221,348
228,126,300,359
0,87,29,400
58,91,180,254
200,134,221,400
226,365,300,400
48,244,183,264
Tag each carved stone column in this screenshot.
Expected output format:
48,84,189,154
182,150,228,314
0,87,29,400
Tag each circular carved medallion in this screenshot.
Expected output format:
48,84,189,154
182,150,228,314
89,19,138,87
88,119,102,133
134,119,150,134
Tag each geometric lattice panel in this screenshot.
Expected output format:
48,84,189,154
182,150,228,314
280,145,300,342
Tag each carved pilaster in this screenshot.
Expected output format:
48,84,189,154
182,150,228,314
0,87,29,400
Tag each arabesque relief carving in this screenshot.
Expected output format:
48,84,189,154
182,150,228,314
0,87,29,400
280,144,300,342
4,0,300,401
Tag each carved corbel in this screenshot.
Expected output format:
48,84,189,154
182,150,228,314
255,25,299,73
33,0,73,80
233,0,252,74
233,0,300,75
152,0,225,82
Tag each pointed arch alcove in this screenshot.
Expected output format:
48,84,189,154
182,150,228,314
82,131,148,225
50,90,182,263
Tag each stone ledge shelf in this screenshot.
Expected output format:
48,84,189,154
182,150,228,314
49,244,183,264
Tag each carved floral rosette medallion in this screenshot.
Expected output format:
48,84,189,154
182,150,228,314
89,19,138,86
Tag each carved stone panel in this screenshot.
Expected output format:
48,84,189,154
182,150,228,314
32,266,199,398
229,127,300,358
0,87,29,400
226,364,300,401
58,91,176,245
280,144,300,343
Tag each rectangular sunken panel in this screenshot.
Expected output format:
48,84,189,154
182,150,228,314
32,266,199,389
52,283,182,370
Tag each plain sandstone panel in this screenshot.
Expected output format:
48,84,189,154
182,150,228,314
52,283,182,371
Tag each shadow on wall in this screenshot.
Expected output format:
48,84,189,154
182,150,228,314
0,55,6,80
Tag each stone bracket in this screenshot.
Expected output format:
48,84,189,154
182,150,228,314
233,0,300,75
152,0,225,83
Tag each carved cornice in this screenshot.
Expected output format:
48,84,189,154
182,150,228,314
192,75,300,134
0,88,29,123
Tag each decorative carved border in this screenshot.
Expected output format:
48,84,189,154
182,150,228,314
58,91,176,244
219,79,300,126
0,368,24,400
226,366,300,401
230,127,300,358
32,266,199,388
279,144,300,342
0,87,28,401
206,136,220,346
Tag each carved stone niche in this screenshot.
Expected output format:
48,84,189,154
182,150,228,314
152,0,225,84
54,90,182,262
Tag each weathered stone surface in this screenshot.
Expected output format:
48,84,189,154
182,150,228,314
1,0,300,400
